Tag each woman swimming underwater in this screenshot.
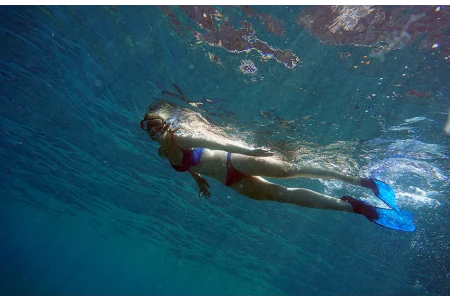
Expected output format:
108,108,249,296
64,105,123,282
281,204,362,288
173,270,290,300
141,100,415,231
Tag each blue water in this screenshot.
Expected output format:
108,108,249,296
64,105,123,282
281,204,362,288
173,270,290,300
1,5,449,296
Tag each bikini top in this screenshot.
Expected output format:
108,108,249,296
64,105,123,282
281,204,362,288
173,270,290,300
165,134,204,172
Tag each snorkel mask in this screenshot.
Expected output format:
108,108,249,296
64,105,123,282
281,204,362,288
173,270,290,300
140,117,167,140
140,117,166,131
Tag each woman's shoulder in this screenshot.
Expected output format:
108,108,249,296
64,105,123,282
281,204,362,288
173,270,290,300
170,131,206,149
171,131,194,143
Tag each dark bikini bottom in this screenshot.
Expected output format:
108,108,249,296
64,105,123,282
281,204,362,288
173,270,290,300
225,152,246,187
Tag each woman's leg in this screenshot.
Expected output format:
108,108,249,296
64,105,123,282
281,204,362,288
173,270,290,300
229,176,354,212
230,153,361,185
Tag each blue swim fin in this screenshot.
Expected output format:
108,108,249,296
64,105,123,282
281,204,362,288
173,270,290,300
373,208,416,232
361,178,400,212
373,179,400,212
341,195,416,232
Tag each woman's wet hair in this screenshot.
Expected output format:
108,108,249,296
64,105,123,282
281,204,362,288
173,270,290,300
145,99,228,139
146,100,176,120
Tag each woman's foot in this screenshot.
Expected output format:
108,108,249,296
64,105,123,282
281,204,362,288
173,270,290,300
360,178,379,195
341,195,379,221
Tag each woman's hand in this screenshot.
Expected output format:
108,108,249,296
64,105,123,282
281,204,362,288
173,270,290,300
248,148,275,157
189,171,211,198
197,177,211,198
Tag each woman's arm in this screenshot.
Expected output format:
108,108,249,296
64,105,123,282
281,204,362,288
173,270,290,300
173,134,274,156
158,147,167,157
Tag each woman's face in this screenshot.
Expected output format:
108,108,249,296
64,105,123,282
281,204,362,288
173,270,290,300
141,114,166,141
148,126,166,141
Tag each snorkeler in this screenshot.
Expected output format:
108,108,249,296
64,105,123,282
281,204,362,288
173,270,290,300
141,100,415,232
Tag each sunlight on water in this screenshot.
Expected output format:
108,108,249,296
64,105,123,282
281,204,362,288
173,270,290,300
318,117,448,211
445,110,450,135
367,155,446,208
362,136,448,209
353,116,448,210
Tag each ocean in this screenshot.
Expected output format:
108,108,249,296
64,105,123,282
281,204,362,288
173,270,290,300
0,5,449,295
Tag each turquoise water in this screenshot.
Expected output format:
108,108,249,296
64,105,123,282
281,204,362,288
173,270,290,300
1,5,449,295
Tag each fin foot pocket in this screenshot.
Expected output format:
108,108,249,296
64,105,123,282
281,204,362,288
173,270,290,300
341,195,378,221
